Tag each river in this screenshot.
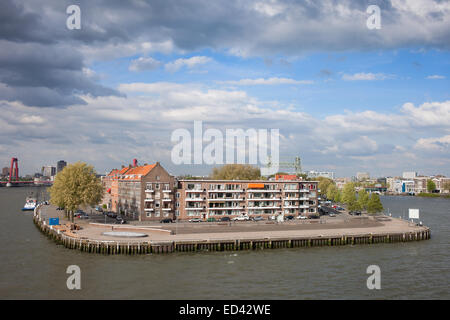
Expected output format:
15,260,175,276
0,187,448,299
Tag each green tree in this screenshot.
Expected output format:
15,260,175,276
342,182,356,204
334,190,342,203
326,184,338,201
317,177,335,197
49,162,104,222
367,193,384,214
211,164,261,180
358,189,370,211
427,179,436,193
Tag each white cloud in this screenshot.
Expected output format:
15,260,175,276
220,77,314,85
342,73,391,81
129,57,162,72
426,75,446,79
165,56,212,73
414,135,450,151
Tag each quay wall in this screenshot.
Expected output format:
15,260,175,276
32,213,431,256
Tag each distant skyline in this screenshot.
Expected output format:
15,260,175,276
0,0,449,177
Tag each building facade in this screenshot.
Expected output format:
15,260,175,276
175,179,319,221
102,162,176,221
57,160,67,173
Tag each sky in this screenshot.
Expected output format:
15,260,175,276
0,0,449,178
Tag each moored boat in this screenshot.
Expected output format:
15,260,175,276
22,197,37,211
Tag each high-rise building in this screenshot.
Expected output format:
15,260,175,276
2,167,10,177
356,172,370,181
403,171,417,179
42,166,56,178
57,160,67,173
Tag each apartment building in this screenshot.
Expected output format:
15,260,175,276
102,162,176,221
175,180,319,221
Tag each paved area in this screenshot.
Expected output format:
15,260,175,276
38,205,428,243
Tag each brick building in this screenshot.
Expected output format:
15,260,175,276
102,162,176,221
103,161,319,221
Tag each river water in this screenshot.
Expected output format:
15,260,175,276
0,187,448,299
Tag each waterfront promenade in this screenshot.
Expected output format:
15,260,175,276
34,205,431,254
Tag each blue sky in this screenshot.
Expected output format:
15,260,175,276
0,0,449,177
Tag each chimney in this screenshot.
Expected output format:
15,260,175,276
133,158,138,167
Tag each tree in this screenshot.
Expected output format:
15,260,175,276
317,177,335,197
358,189,370,211
342,182,356,204
49,162,104,222
427,179,436,193
326,184,338,201
210,164,261,180
334,190,342,203
367,193,384,214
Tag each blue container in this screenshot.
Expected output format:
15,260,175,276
49,218,60,226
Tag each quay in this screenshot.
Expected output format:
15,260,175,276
33,205,431,255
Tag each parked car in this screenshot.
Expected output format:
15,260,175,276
79,214,90,219
232,215,250,221
189,218,203,222
106,211,117,219
220,216,231,222
206,217,217,222
285,215,295,220
252,216,264,221
329,213,336,217
297,215,307,220
337,207,345,211
309,214,320,219
160,218,173,223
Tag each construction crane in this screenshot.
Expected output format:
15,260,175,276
265,156,303,176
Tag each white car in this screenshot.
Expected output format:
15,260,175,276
232,215,250,221
297,215,307,220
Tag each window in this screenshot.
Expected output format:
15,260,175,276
156,176,160,181
155,210,160,217
155,201,160,208
146,183,152,190
176,192,180,198
164,184,170,190
155,183,160,190
146,212,151,217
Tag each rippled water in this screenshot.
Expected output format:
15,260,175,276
0,187,448,299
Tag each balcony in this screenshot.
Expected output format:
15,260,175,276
144,208,154,211
145,189,154,193
185,207,203,210
247,206,281,209
299,189,310,192
163,189,172,193
144,198,154,202
162,208,171,211
162,198,172,202
247,197,281,201
185,189,203,193
185,198,204,202
207,189,243,193
299,197,309,200
247,189,281,192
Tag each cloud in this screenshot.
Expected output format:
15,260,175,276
129,57,162,72
219,77,314,85
414,135,450,151
165,56,212,73
426,75,446,79
342,73,391,81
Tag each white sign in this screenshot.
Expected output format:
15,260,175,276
409,209,419,219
